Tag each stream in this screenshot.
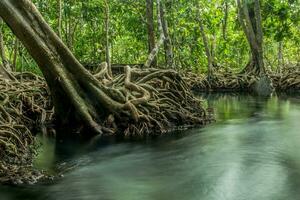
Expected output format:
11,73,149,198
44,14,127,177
1,93,300,200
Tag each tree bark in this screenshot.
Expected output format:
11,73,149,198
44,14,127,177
12,38,19,71
237,0,273,96
0,0,209,137
63,1,79,51
277,41,283,74
0,0,106,134
254,0,264,72
0,20,15,81
57,0,62,38
160,2,174,68
222,1,229,40
146,0,157,67
0,18,12,71
210,33,216,66
104,0,112,76
196,5,213,79
0,64,12,80
237,0,265,74
144,0,165,68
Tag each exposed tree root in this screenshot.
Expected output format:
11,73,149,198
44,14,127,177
0,0,212,139
271,67,300,91
90,65,213,137
0,66,213,184
187,68,299,92
185,70,259,92
0,74,52,184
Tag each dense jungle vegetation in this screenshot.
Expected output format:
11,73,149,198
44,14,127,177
0,0,299,187
1,0,299,74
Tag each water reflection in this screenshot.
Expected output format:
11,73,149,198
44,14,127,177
1,94,300,200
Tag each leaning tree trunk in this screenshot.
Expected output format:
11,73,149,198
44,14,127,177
0,0,209,137
0,0,106,134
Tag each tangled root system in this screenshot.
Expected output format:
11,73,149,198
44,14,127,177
0,72,52,184
187,68,300,92
93,65,213,137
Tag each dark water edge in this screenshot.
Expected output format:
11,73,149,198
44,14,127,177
1,93,300,200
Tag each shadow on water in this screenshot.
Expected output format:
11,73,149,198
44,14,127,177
1,93,300,200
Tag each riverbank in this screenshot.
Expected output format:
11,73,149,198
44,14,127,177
185,69,300,93
1,67,298,185
1,93,299,200
0,74,52,185
0,68,212,185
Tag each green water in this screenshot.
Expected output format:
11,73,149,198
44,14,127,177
1,94,300,200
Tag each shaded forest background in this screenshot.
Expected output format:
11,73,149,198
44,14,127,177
1,0,299,75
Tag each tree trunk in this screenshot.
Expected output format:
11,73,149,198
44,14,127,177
196,5,213,79
12,38,19,71
104,0,112,76
237,0,265,74
0,0,208,137
160,2,174,68
253,0,264,73
277,41,283,74
237,0,273,95
222,1,229,40
0,21,15,81
0,18,12,71
144,0,165,68
0,0,106,134
63,1,79,52
210,33,216,66
57,0,62,38
0,64,12,80
146,0,157,67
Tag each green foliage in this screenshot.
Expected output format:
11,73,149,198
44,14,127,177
1,0,300,74
263,0,300,41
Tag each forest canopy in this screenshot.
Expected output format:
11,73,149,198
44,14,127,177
0,0,299,74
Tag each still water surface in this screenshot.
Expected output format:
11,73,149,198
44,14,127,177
1,94,300,200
